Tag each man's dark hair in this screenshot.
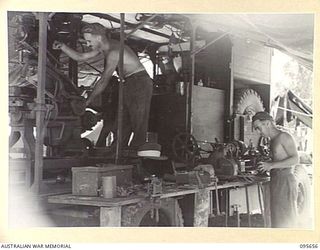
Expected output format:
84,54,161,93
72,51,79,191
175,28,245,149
252,111,274,123
81,23,107,36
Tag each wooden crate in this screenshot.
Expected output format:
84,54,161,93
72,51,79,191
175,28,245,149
72,164,133,196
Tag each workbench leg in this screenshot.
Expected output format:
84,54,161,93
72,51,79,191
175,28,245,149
193,189,210,227
100,206,121,227
225,188,229,227
245,186,251,227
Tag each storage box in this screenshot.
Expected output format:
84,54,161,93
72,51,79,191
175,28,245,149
72,164,133,196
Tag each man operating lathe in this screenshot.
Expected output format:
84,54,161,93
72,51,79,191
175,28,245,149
252,111,299,228
53,23,153,150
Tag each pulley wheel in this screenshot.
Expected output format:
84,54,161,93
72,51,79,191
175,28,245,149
172,132,199,163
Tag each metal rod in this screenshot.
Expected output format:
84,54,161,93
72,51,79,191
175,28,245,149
277,106,313,117
191,32,229,56
115,13,125,163
32,12,48,193
126,15,158,38
214,181,220,215
245,186,251,227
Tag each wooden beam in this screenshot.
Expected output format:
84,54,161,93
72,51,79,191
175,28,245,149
115,13,125,163
32,12,48,193
187,24,197,133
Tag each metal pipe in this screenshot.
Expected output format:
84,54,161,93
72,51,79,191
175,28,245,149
115,13,125,163
32,12,48,193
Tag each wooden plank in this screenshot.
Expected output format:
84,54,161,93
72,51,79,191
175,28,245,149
48,179,270,207
232,37,272,84
191,86,225,142
233,38,271,56
100,206,121,227
234,73,270,85
234,66,270,83
233,49,271,62
158,187,200,198
48,194,146,207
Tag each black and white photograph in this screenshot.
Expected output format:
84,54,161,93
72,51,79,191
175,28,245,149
2,6,318,244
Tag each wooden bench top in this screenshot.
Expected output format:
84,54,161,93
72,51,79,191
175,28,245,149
48,177,269,207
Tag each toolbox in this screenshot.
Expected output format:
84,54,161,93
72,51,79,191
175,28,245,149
72,164,133,196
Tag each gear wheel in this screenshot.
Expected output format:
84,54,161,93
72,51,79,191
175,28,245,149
234,88,264,115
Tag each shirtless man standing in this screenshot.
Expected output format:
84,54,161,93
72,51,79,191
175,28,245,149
252,111,299,228
53,23,153,149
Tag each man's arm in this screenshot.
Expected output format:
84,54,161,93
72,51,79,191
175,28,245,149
86,50,119,106
53,41,99,62
258,132,299,172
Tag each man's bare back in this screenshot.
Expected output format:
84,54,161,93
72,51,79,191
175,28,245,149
104,40,145,78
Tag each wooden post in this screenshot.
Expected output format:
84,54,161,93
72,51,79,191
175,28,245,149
224,45,234,142
100,206,121,227
193,189,210,226
225,188,229,227
115,13,125,163
187,24,196,133
68,18,78,86
31,12,48,193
